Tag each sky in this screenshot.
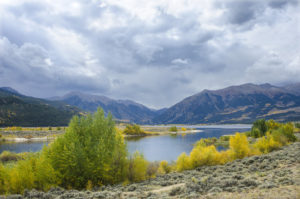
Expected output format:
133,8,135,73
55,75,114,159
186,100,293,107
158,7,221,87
0,0,299,109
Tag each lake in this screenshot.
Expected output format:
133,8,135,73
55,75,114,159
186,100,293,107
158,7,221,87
0,125,251,162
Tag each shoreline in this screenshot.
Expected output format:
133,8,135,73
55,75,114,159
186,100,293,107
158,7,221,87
4,141,299,199
1,129,204,143
1,136,54,143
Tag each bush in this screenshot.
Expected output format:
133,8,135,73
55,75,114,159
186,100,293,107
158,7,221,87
250,127,261,138
127,151,148,182
271,130,289,146
250,119,268,137
146,162,159,178
0,163,7,193
271,123,296,144
0,151,19,162
123,124,145,135
280,123,296,142
157,160,172,174
229,133,250,159
189,145,220,168
34,148,59,191
295,123,300,128
169,126,178,132
5,157,35,194
47,108,128,189
176,153,191,171
266,119,280,130
2,152,58,194
220,135,230,142
254,132,281,153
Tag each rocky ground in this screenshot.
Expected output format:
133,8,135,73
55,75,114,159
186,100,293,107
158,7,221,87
2,141,300,199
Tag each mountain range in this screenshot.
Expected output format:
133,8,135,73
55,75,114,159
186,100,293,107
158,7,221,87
0,87,81,127
153,83,300,124
0,82,300,126
50,92,163,124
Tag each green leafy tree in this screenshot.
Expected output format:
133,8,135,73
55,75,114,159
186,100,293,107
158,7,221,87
46,108,127,189
169,126,178,132
250,119,268,137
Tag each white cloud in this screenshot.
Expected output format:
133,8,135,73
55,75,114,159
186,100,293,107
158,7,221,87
0,0,299,108
171,58,188,65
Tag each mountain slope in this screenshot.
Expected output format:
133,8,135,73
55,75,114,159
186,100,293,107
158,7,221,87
283,82,300,95
0,88,81,127
51,92,161,124
153,83,300,124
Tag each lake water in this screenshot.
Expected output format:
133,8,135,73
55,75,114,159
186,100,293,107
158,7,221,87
0,125,251,162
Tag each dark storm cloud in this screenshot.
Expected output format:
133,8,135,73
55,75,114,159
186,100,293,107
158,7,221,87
0,0,299,108
269,0,298,9
224,1,260,25
220,0,298,28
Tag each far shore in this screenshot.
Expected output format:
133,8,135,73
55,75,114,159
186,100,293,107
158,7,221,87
1,137,54,143
1,129,205,143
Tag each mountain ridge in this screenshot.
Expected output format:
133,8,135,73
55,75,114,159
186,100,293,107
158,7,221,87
50,91,162,124
0,88,81,127
1,82,300,126
152,83,300,124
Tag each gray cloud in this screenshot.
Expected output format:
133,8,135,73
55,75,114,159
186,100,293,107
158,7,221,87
0,0,299,108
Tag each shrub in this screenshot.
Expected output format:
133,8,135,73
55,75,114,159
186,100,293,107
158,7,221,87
229,133,250,159
272,129,289,146
250,127,261,138
24,135,33,139
280,123,296,142
123,124,145,135
254,132,281,153
176,153,191,171
146,162,159,178
34,148,58,191
250,119,268,137
218,150,232,164
189,145,220,168
169,126,178,132
266,119,280,130
295,123,300,128
0,163,7,193
220,135,230,142
127,151,149,182
6,158,35,194
46,108,128,189
0,151,19,162
157,160,172,174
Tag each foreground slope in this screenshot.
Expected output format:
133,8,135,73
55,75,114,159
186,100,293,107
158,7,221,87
17,140,300,199
51,92,161,124
0,88,81,127
153,83,300,124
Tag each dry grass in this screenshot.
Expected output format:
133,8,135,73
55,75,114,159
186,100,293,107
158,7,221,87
201,185,300,199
